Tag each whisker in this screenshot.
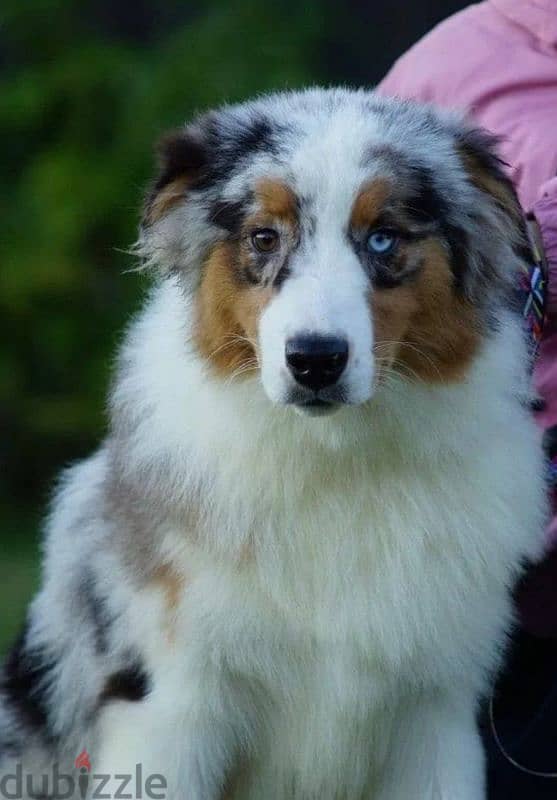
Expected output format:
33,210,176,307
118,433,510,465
226,359,260,385
207,334,256,361
374,339,442,381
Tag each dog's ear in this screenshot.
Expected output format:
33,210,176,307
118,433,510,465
451,126,532,303
143,126,208,226
457,127,525,236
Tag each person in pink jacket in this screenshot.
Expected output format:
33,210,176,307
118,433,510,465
378,2,557,798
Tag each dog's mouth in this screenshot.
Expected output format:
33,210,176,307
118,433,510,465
292,399,340,417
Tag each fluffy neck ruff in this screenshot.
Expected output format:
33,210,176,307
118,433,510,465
109,278,530,561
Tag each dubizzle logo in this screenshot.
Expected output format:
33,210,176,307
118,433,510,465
0,749,167,799
74,749,92,773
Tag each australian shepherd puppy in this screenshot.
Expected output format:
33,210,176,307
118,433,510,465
0,88,547,799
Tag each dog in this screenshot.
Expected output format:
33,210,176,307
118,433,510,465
0,88,547,799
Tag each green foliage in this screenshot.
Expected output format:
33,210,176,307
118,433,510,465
0,514,41,654
0,0,330,648
1,0,328,501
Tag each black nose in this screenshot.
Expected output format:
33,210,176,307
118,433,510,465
285,335,349,392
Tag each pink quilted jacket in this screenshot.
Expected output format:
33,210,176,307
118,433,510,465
378,0,557,634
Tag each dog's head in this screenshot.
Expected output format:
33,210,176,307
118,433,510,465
138,89,526,415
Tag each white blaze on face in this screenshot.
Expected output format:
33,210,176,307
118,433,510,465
258,217,375,407
255,110,384,408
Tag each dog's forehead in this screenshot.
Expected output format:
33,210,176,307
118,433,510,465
287,117,384,216
220,97,456,220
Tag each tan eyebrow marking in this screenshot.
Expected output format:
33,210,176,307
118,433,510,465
350,178,391,230
255,178,298,226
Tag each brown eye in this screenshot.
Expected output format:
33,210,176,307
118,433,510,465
251,228,279,253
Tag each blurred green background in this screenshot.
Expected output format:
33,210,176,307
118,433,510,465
0,0,467,654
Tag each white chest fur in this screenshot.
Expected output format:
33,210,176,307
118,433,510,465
120,386,542,798
109,290,545,799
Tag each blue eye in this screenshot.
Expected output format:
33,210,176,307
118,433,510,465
367,230,397,255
